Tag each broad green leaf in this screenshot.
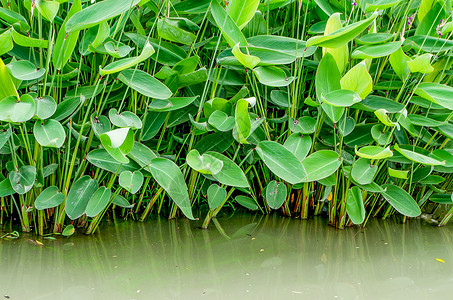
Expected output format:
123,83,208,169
235,99,251,144
66,0,141,32
65,175,99,220
283,133,311,161
228,0,260,29
9,165,36,195
109,108,142,130
0,94,35,123
256,141,307,185
394,144,445,166
316,52,341,101
0,7,30,31
356,33,394,45
32,94,57,120
157,18,196,45
407,54,434,74
33,119,66,148
62,225,75,237
100,128,134,164
127,142,158,168
147,158,194,220
375,109,398,128
9,60,45,81
207,151,249,188
149,97,197,112
211,0,247,47
355,145,393,160
85,187,111,217
87,149,139,173
0,178,15,197
346,186,365,224
381,184,421,217
300,150,342,182
52,96,83,121
323,13,348,73
141,112,166,141
119,170,143,194
247,35,316,59
407,114,444,127
321,103,344,123
113,195,134,208
34,186,64,210
265,180,287,209
118,69,172,100
362,0,402,12
306,12,378,48
253,66,294,87
321,89,361,107
235,195,259,210
351,158,377,185
232,43,260,69
186,149,223,175
207,184,226,210
388,167,408,179
11,28,48,48
0,58,19,101
340,61,372,99
0,29,13,56
36,0,60,22
52,0,81,70
100,42,155,76
389,47,410,81
208,110,235,131
351,41,402,59
91,114,111,138
289,117,315,134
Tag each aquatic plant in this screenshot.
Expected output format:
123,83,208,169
1,0,453,234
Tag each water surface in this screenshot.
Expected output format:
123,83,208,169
1,214,453,300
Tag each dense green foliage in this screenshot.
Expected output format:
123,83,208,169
1,0,453,235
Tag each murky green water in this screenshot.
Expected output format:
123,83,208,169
1,214,453,300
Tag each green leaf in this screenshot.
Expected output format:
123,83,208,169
234,99,251,144
9,60,45,81
283,133,311,161
0,58,19,101
207,184,226,210
374,109,398,128
351,158,377,185
52,0,81,70
394,144,445,166
346,186,365,224
34,186,64,210
306,12,378,48
157,18,196,45
147,158,194,220
36,0,60,22
33,119,66,148
323,13,348,73
340,61,373,99
232,43,260,69
62,225,75,237
321,89,362,107
228,0,260,29
247,35,316,59
66,0,140,32
100,128,135,164
381,184,421,217
300,150,342,182
119,170,143,194
66,176,99,220
351,41,402,59
388,167,409,179
389,47,410,81
235,195,259,210
355,145,393,160
9,165,36,195
289,117,317,134
0,7,30,31
141,112,166,141
207,151,249,188
11,28,48,48
265,180,287,209
87,149,139,173
208,110,235,131
253,66,294,87
113,194,134,208
407,54,434,74
414,83,453,110
85,187,111,218
0,29,13,56
108,108,142,130
0,94,36,123
118,69,172,100
33,94,57,120
211,0,247,47
186,149,223,175
100,42,155,76
256,141,307,185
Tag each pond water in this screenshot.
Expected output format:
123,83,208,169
1,214,453,300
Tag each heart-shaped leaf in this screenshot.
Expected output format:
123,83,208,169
34,119,66,148
0,94,35,123
119,170,144,194
207,184,227,210
9,165,36,195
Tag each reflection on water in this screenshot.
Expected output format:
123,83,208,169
1,214,453,300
